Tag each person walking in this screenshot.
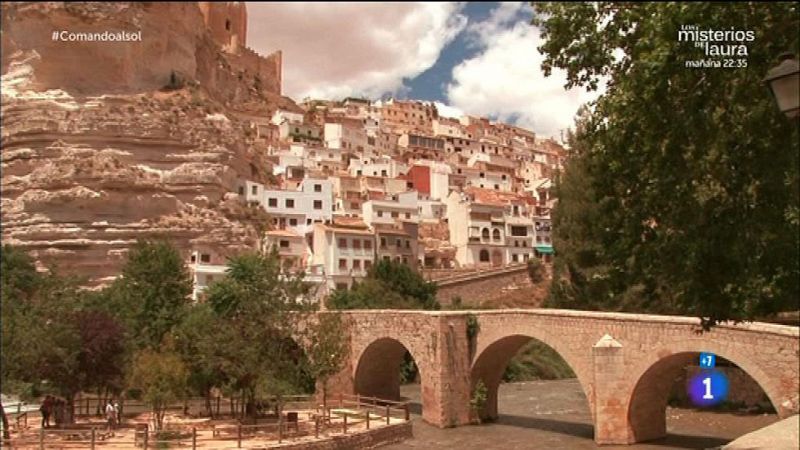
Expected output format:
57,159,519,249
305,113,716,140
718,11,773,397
39,395,53,428
105,400,116,431
113,400,121,427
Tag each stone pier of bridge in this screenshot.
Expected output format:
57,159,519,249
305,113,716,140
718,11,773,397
320,309,799,445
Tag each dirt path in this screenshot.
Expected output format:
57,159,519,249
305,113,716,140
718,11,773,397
386,379,779,450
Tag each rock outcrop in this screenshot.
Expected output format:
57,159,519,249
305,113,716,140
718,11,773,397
0,2,289,285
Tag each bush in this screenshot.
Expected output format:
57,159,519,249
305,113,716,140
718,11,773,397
501,340,575,382
470,380,488,423
527,258,545,284
466,314,480,340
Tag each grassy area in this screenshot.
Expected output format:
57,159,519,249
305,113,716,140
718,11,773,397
502,340,575,382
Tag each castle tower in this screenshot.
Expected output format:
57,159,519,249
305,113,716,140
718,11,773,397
198,1,247,53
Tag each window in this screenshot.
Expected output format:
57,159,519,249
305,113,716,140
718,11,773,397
338,238,348,249
482,228,490,241
279,240,290,248
353,260,361,270
238,186,244,195
405,240,410,249
380,238,387,248
225,19,231,31
402,256,409,265
512,254,518,263
494,185,500,190
493,229,501,241
480,172,485,178
190,254,196,263
314,200,323,210
479,249,490,262
200,254,211,263
364,240,372,250
405,213,411,219
351,202,359,209
365,260,373,270
285,199,294,208
377,211,384,218
396,239,402,248
511,226,527,237
268,198,277,207
314,184,322,192
391,211,399,218
353,240,361,249
383,256,391,262
287,218,296,226
536,236,543,243
251,185,258,195
381,170,388,177
339,259,347,269
307,219,313,225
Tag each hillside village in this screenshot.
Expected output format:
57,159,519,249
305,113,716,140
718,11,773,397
185,5,565,302
0,2,564,304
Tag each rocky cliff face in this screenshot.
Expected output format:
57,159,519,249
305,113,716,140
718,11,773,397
1,2,289,284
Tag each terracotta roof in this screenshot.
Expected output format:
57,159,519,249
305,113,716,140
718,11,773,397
375,227,411,237
332,216,369,228
316,224,374,236
464,187,532,206
265,229,302,238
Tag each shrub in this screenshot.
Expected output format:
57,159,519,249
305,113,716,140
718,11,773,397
527,258,545,284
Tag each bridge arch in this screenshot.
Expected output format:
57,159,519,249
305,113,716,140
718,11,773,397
625,339,783,443
470,330,592,422
351,334,435,421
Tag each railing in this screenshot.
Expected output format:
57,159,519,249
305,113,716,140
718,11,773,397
1,394,410,449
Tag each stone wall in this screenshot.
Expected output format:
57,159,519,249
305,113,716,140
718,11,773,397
272,422,412,450
434,265,547,307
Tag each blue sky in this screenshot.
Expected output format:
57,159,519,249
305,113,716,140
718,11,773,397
402,2,531,103
247,2,598,139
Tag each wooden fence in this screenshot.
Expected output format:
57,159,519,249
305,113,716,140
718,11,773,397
1,394,410,449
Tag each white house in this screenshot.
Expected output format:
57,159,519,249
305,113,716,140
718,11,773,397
362,191,420,228
311,219,375,291
259,178,335,235
271,109,304,126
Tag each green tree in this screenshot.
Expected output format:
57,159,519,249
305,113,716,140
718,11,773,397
302,312,350,417
172,303,227,418
115,239,193,349
328,260,440,310
204,249,313,418
128,349,188,431
534,2,800,326
526,258,546,284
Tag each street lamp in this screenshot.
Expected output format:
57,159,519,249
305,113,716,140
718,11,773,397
764,52,800,119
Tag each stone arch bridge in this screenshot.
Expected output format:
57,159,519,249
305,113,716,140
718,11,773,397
321,309,799,445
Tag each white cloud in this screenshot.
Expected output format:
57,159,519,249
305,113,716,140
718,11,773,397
445,3,603,139
433,101,464,119
246,2,467,101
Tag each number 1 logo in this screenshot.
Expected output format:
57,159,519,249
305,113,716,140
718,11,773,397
702,377,714,399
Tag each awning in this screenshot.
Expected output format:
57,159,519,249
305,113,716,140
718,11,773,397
535,245,554,254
